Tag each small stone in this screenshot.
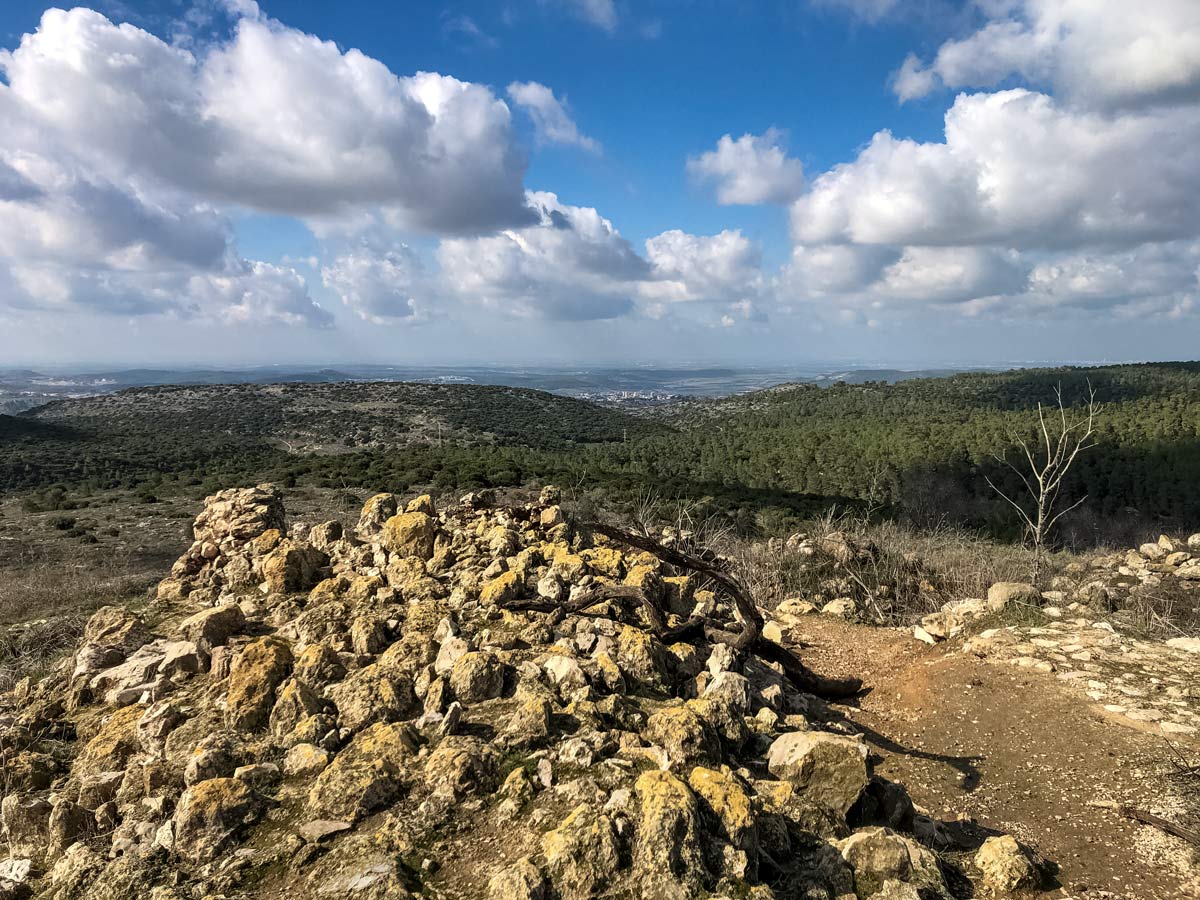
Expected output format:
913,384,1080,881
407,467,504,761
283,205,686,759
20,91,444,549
299,819,353,843
285,742,332,776
975,834,1038,892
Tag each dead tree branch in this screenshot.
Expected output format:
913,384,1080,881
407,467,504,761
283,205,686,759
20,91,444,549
986,382,1099,584
581,520,864,699
1089,801,1200,847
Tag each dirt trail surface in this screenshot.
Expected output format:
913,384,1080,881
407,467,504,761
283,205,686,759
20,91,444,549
798,616,1200,900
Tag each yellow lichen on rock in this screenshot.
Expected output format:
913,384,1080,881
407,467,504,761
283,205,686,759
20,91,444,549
380,511,437,559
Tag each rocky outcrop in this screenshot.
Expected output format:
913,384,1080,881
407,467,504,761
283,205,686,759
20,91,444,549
0,484,1037,900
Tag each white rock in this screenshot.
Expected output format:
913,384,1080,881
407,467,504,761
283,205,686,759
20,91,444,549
1165,637,1200,654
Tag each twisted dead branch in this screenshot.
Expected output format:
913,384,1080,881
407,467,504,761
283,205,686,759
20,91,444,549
504,519,864,699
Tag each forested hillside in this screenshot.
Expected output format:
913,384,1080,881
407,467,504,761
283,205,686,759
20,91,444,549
4,363,1199,542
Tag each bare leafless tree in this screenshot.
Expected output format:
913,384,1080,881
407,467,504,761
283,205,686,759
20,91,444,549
986,383,1099,584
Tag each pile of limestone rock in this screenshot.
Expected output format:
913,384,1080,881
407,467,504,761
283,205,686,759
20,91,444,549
912,531,1200,645
0,484,1039,900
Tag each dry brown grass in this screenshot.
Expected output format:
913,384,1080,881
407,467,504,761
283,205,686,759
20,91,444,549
0,557,159,692
620,500,1071,626
1118,578,1200,639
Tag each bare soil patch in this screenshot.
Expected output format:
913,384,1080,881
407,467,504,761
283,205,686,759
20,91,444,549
799,616,1200,899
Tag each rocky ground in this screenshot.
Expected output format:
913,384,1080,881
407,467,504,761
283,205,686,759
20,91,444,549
0,485,1196,900
0,484,1063,900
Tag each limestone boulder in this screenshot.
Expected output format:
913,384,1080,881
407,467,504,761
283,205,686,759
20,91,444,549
836,827,947,898
380,512,437,560
261,540,328,594
1,794,52,859
540,804,621,900
356,493,399,540
633,771,707,895
645,704,720,769
225,636,293,731
178,604,245,653
307,722,419,821
986,582,1040,608
193,483,286,546
172,777,261,864
450,651,505,703
975,834,1038,892
325,664,418,732
767,731,870,816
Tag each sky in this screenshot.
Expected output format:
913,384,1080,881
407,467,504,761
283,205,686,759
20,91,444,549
1,0,1199,367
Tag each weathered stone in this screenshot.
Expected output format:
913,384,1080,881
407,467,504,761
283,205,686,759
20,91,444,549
380,511,437,559
541,804,621,900
225,636,293,731
47,799,95,856
298,819,352,843
136,699,186,756
307,722,419,821
293,641,347,687
261,541,327,594
326,664,418,731
633,770,707,894
480,571,521,606
1166,636,1200,654
2,751,58,793
285,742,332,777
987,582,1041,608
614,625,666,688
424,736,500,797
502,691,553,748
76,705,144,775
975,834,1038,892
767,731,869,816
270,677,324,738
1,794,52,859
76,771,125,810
356,493,399,540
172,777,261,864
836,827,945,898
350,616,389,656
79,606,150,657
178,604,245,652
450,651,505,703
192,483,286,546
688,766,757,866
645,704,720,769
488,857,549,900
184,730,248,785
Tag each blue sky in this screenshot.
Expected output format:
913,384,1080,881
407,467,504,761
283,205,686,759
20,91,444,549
1,1,1199,366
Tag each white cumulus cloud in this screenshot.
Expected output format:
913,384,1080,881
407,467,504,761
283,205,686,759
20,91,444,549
437,191,647,320
792,90,1200,250
688,130,805,206
321,245,430,324
507,82,600,152
0,5,546,326
562,0,618,32
895,0,1200,110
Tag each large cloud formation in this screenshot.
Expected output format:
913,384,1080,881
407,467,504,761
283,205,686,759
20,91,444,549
894,0,1200,110
3,1,1199,341
781,0,1200,321
0,6,532,326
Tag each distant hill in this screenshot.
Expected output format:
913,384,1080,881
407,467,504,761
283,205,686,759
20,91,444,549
2,382,665,494
4,364,1199,542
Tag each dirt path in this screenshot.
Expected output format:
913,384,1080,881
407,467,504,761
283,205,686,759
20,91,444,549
795,617,1200,900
